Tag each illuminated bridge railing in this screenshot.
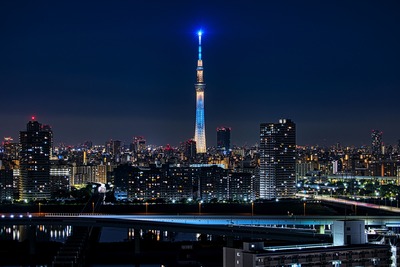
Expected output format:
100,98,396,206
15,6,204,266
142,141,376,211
44,213,109,217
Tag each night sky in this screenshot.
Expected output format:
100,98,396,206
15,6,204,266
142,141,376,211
1,1,400,147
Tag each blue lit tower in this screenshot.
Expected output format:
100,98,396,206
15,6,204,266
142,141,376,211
194,30,207,153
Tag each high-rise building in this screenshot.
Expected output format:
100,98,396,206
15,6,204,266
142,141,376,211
217,127,231,152
259,119,296,199
19,117,53,201
50,163,71,197
132,136,146,154
3,137,19,161
184,139,196,160
371,129,383,155
194,30,207,154
0,164,13,202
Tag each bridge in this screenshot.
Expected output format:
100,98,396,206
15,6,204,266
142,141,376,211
1,213,400,241
2,199,400,267
0,213,330,242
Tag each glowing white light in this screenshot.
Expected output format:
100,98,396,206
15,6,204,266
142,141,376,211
198,30,202,36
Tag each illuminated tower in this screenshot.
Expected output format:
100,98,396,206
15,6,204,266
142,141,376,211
194,30,207,153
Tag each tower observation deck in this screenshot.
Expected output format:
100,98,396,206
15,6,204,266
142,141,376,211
194,30,206,153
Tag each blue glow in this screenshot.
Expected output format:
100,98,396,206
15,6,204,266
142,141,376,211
198,30,202,36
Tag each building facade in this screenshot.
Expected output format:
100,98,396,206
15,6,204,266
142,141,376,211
0,166,13,202
259,119,296,199
371,129,383,157
224,242,392,267
19,118,53,201
217,127,231,152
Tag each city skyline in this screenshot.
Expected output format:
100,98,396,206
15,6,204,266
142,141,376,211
1,1,400,147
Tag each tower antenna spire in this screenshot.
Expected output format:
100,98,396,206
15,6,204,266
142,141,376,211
198,30,202,60
196,30,204,83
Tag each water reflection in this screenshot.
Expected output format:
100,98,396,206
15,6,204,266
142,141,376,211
99,227,213,243
0,225,72,242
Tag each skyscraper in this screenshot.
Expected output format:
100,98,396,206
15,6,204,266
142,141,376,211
371,129,383,156
19,117,53,201
184,139,197,160
194,31,207,154
132,136,146,150
217,127,231,152
259,119,296,199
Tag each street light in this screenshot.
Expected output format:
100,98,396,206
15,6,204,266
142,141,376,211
145,202,148,214
38,203,41,216
303,202,306,216
92,201,94,214
251,201,254,216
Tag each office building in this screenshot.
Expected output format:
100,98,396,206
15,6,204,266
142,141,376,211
184,139,197,161
19,117,53,201
259,119,296,199
217,127,231,152
194,31,207,153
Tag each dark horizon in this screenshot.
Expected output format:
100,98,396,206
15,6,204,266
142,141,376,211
1,1,399,147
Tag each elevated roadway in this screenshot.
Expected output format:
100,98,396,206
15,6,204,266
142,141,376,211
0,214,333,242
1,214,400,242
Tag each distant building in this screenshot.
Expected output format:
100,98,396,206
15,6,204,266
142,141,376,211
259,119,296,199
105,140,122,162
371,129,383,156
1,138,20,200
132,136,146,160
133,136,146,151
50,163,71,197
217,127,231,152
71,164,109,185
111,140,122,158
198,165,228,202
184,139,197,160
19,117,53,201
227,172,254,201
3,137,19,160
112,164,248,202
0,166,13,202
